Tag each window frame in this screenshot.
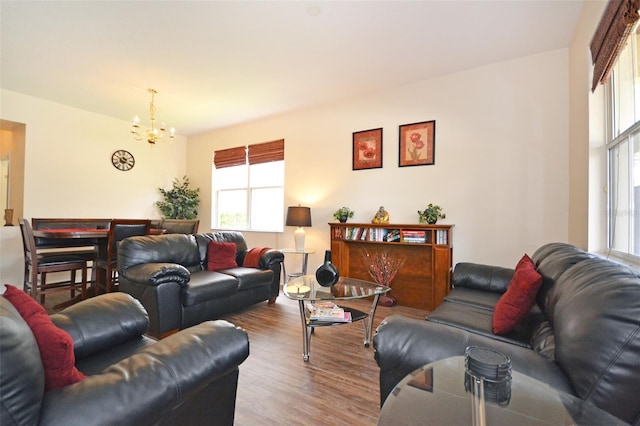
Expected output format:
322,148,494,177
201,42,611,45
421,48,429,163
605,20,640,259
212,141,284,233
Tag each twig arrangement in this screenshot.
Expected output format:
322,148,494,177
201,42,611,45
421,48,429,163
360,249,405,286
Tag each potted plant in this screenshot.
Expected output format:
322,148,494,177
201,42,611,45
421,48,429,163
333,207,355,223
156,176,200,219
418,203,445,224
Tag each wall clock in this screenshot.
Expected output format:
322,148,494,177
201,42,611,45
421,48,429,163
111,149,135,171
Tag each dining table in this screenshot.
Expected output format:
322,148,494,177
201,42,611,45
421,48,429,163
31,226,165,308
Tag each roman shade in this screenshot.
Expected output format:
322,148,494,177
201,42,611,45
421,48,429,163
214,139,284,168
590,0,640,92
213,146,246,169
248,139,284,165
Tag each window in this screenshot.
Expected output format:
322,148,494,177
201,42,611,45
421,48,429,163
212,140,284,232
607,22,640,257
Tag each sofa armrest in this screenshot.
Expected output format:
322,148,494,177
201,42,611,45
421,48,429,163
120,263,190,286
39,320,250,426
260,249,284,269
451,262,514,294
373,315,571,407
50,293,149,360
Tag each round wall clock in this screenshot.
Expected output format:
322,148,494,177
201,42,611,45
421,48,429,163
111,149,135,171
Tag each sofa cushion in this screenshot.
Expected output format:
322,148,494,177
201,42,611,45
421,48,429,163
492,254,542,334
531,242,595,314
118,234,201,272
207,241,238,271
219,267,274,291
427,301,532,348
182,271,239,307
0,295,45,426
444,287,502,311
2,285,87,390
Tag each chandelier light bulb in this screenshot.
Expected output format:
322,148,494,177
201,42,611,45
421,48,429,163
131,89,174,145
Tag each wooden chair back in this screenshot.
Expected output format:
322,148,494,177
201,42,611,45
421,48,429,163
160,219,200,234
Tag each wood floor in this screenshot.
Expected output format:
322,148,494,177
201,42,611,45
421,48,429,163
221,296,427,426
44,291,427,426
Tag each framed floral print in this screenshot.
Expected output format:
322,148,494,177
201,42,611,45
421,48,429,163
399,120,435,167
353,128,383,170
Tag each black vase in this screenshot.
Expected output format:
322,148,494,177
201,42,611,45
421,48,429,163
316,250,339,287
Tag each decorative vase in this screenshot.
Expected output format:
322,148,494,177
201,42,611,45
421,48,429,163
427,218,437,224
316,250,339,287
339,215,348,223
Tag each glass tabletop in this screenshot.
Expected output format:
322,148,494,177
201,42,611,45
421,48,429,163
378,356,627,426
284,275,390,301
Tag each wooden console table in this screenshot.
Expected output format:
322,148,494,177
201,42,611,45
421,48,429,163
329,222,453,311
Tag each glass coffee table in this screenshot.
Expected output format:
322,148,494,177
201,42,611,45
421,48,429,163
284,275,390,361
378,356,627,425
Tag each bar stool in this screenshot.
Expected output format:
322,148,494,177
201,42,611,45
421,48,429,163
19,219,88,305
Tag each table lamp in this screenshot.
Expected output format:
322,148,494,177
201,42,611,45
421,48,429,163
286,206,312,251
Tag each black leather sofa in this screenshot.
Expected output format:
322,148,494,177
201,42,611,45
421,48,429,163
374,243,640,425
118,231,284,337
0,292,249,426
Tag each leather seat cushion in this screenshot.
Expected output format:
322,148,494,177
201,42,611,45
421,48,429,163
444,287,502,311
182,271,238,307
219,267,274,291
426,301,532,348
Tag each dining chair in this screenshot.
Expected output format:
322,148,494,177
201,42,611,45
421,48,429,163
19,219,88,305
94,219,151,293
160,219,199,234
30,218,104,285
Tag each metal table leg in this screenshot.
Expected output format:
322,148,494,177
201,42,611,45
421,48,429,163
297,299,312,361
362,294,381,347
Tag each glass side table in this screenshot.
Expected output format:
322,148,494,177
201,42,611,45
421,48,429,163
284,275,390,361
278,248,314,283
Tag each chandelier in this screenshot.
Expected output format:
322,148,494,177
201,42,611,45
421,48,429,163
131,88,175,145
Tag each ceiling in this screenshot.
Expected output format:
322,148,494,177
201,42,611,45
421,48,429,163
1,1,584,136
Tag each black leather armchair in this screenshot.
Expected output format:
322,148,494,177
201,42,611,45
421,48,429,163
1,292,249,426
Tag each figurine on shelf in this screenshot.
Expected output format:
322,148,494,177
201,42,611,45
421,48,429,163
372,206,390,224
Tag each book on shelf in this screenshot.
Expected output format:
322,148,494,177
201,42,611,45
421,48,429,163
435,229,448,245
401,230,426,243
385,229,401,242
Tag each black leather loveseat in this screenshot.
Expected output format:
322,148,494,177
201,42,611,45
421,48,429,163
118,231,284,337
374,243,640,425
0,291,249,426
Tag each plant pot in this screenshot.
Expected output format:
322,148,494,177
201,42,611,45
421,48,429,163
339,215,348,223
427,218,437,224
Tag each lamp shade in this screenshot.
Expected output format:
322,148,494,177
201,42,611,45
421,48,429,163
286,206,312,227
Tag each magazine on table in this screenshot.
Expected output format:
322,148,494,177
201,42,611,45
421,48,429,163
306,302,352,322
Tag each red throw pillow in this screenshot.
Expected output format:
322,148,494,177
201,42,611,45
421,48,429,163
492,254,543,335
243,247,271,268
207,241,238,271
2,284,87,390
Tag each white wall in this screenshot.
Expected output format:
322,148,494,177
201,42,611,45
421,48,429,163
0,89,187,287
188,49,571,272
568,0,607,252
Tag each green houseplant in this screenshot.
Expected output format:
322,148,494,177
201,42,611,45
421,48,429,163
418,203,445,224
156,176,200,219
333,207,355,223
